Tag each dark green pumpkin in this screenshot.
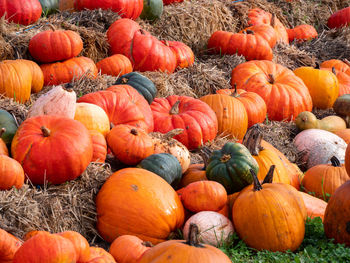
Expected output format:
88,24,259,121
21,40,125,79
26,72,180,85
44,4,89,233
140,0,163,22
138,153,182,189
0,110,18,147
39,0,59,15
114,72,157,104
206,142,259,194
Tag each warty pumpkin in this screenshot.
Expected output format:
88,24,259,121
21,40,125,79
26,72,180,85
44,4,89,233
0,0,42,25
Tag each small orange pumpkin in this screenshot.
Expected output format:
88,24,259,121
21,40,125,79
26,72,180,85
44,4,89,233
0,155,24,190
96,54,133,77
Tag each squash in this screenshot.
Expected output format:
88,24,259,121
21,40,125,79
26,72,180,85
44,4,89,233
140,0,163,21
295,111,346,133
39,0,59,15
0,110,18,147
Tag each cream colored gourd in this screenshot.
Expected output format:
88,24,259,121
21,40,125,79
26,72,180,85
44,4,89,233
295,112,346,133
27,85,76,119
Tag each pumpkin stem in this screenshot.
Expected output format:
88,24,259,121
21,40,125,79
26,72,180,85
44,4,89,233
331,67,337,75
0,128,5,137
242,124,264,156
231,83,239,97
245,29,255,35
199,147,212,169
41,126,51,137
130,128,138,135
187,223,203,247
161,128,184,140
250,169,263,191
170,100,181,115
142,241,154,247
63,83,74,92
220,154,231,163
267,74,275,84
271,14,276,27
262,165,275,184
330,156,341,167
48,23,56,31
121,77,129,84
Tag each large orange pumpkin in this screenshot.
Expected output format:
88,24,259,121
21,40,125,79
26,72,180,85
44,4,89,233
96,168,185,244
11,115,93,185
0,228,22,263
0,155,24,190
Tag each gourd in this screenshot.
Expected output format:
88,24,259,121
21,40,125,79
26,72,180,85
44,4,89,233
295,111,346,133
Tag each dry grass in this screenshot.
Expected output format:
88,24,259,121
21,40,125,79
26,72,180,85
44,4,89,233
0,95,29,125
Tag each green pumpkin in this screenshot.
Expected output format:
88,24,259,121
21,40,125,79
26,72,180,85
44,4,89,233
140,0,163,21
114,72,157,104
0,110,18,146
138,153,182,189
206,142,259,194
39,0,59,15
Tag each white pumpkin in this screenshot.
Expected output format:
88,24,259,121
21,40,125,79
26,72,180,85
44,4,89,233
294,129,347,169
28,85,76,119
182,211,234,247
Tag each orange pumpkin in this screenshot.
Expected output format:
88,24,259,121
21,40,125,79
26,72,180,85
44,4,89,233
57,231,90,263
321,60,350,96
90,130,107,163
0,128,9,156
87,247,116,263
23,230,49,241
239,24,277,48
299,191,327,221
162,40,195,69
334,129,350,144
15,59,44,93
96,168,185,244
0,155,24,190
287,24,318,43
96,54,133,77
0,228,22,263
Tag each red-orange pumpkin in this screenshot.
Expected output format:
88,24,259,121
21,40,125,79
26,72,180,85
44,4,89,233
321,60,350,96
287,24,318,43
0,155,24,190
0,228,22,263
90,130,107,163
239,24,277,48
96,54,133,77
57,231,90,263
162,40,195,69
0,0,42,25
327,6,350,29
87,247,116,263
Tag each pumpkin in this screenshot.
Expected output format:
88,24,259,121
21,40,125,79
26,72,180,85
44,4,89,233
140,0,163,21
287,24,318,43
107,124,154,165
344,143,350,178
29,28,83,63
242,124,291,185
96,168,185,244
90,130,107,163
0,110,18,146
74,102,110,137
138,153,182,189
28,85,77,119
231,60,312,121
0,129,8,156
293,66,339,109
87,247,116,263
0,155,24,190
323,180,350,246
232,168,306,252
321,59,350,75
206,142,259,194
295,111,346,133
39,0,59,14
248,8,289,44
13,232,77,262
11,115,93,185
181,181,227,212
299,192,327,221
59,0,74,11
114,72,157,104
334,129,350,144
78,85,154,133
57,231,90,263
327,6,350,29
150,129,191,173
151,95,218,150
0,0,42,25
162,40,195,69
96,54,133,77
294,129,347,169
333,94,350,118
15,59,44,93
208,31,273,61
200,93,247,140
162,0,183,5
74,0,143,20
0,60,32,103
138,224,232,262
239,24,277,48
0,228,22,263
182,211,233,247
41,56,98,86
109,235,152,263
301,156,349,200
321,60,350,96
216,85,267,128
23,230,49,241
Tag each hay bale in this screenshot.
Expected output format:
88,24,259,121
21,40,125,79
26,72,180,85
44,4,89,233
0,163,112,247
0,96,28,125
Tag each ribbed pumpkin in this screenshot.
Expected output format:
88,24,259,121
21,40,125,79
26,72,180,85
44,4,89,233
57,231,90,263
293,66,339,109
0,110,18,147
151,95,218,150
11,115,93,185
138,224,232,263
287,24,318,43
216,86,267,128
87,247,116,263
114,72,157,104
0,155,24,190
23,230,49,241
41,56,98,86
0,228,22,262
206,142,259,194
302,156,350,200
13,232,77,262
107,124,154,165
78,85,153,133
29,29,83,63
208,31,273,61
74,102,110,137
300,191,327,221
239,24,277,48
162,40,195,69
96,168,185,244
0,0,42,25
0,60,32,103
90,130,107,163
96,54,133,77
233,168,306,252
231,60,313,121
14,59,44,93
200,93,247,140
323,180,350,246
138,153,182,189
321,60,350,96
327,6,350,29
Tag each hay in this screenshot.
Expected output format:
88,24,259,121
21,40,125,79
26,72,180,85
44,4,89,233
144,0,237,54
0,95,29,125
0,163,112,247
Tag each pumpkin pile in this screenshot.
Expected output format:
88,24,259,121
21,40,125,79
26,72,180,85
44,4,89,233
1,0,350,261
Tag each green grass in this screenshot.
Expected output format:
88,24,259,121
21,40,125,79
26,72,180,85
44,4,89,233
220,217,350,262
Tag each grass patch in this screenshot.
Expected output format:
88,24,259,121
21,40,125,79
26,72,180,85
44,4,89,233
221,217,350,262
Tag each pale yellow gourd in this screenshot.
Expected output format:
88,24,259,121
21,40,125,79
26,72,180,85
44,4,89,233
295,111,346,133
